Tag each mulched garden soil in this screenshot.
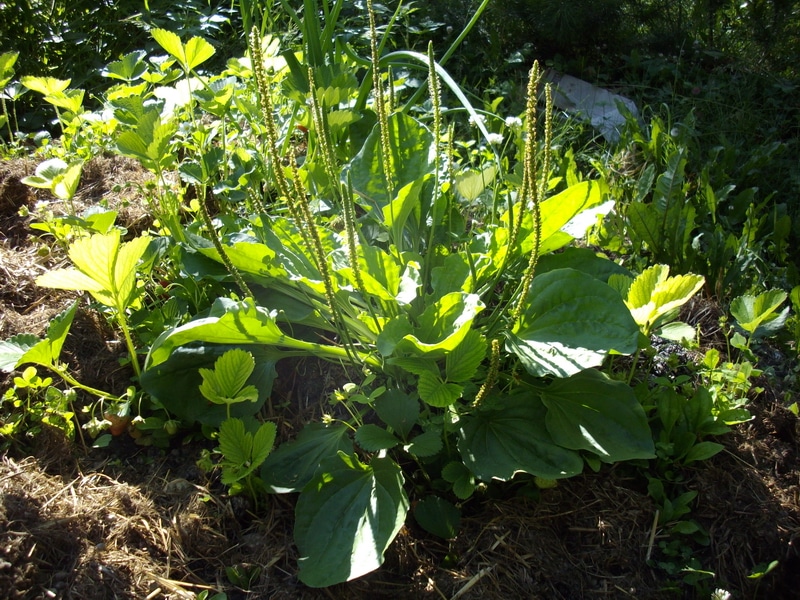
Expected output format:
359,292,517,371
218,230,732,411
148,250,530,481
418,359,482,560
1,157,798,599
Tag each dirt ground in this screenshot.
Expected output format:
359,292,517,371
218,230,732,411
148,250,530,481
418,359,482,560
1,157,798,599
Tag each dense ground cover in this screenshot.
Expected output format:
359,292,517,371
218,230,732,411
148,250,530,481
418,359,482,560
1,1,799,598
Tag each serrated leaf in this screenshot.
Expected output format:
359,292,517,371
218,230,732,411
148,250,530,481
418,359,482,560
445,329,487,382
295,454,408,587
17,302,78,369
183,36,216,70
102,50,148,81
21,76,70,96
213,349,255,398
403,430,442,457
418,371,463,407
36,268,104,293
625,265,704,334
541,370,655,461
151,29,184,63
458,394,583,481
261,422,353,493
730,289,788,336
0,334,41,372
355,424,401,451
218,418,252,467
251,421,278,467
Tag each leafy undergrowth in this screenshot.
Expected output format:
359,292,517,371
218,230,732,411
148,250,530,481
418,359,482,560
1,160,799,599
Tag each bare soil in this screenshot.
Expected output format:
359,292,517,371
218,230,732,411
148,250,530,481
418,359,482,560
1,157,798,599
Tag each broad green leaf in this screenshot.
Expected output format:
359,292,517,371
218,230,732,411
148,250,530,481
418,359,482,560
0,334,40,372
355,424,400,451
17,302,78,369
445,329,487,382
347,112,435,210
541,370,655,461
730,289,788,336
430,253,473,298
418,371,463,407
536,247,631,283
140,345,277,426
508,269,639,377
624,265,704,335
21,76,70,96
414,496,460,539
653,148,687,213
373,389,419,439
295,454,408,587
261,422,353,493
396,292,484,357
383,177,427,248
198,348,258,405
337,243,401,303
218,418,252,468
403,430,443,458
195,237,285,280
456,164,497,202
102,50,148,82
458,393,583,481
152,29,215,71
683,441,724,464
145,298,376,370
509,180,605,255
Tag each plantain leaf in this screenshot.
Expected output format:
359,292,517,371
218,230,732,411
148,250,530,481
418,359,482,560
355,424,401,451
541,370,655,461
457,393,583,481
507,269,639,377
295,453,408,587
261,422,353,493
445,329,487,382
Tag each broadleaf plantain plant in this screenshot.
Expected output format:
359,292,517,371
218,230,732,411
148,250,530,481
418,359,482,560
135,4,656,587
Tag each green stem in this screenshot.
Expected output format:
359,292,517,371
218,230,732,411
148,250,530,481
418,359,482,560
117,313,142,379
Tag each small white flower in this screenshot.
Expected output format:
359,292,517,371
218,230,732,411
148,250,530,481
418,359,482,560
486,133,504,145
468,114,486,127
670,127,680,138
504,116,522,128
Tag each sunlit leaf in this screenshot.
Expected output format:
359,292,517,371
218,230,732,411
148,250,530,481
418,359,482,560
508,269,639,377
